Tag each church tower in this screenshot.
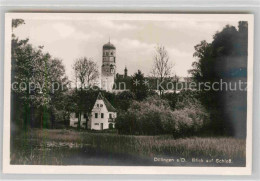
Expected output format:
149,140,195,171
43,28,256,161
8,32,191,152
101,40,116,91
124,66,128,78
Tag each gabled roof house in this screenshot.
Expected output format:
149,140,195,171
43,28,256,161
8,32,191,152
70,92,117,130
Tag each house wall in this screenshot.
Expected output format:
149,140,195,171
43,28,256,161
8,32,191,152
90,99,116,130
69,113,87,128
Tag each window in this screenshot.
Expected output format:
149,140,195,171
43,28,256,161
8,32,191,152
83,114,87,118
109,114,112,119
106,52,108,56
95,113,98,118
100,104,103,107
75,113,79,118
97,104,99,107
94,123,99,125
111,52,113,55
101,113,104,118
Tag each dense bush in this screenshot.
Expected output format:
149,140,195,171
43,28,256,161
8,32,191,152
172,107,209,137
161,92,178,110
116,94,209,137
116,96,171,135
114,91,135,111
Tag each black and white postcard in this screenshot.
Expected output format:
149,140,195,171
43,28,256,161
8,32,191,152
3,13,254,175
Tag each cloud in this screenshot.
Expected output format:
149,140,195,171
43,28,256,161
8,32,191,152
73,31,103,41
115,38,155,50
167,47,190,58
52,23,75,38
164,21,238,42
97,21,140,32
167,48,193,77
166,21,235,32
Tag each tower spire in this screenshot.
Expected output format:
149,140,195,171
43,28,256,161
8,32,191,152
124,66,128,77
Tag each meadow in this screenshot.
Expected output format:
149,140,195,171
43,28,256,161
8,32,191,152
10,129,246,166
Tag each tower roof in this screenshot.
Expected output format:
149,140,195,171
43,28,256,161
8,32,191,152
103,42,116,50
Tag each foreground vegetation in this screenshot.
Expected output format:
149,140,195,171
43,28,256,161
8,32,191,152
116,92,209,136
11,129,246,166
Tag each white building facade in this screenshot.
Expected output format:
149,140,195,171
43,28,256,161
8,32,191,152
70,92,117,130
90,94,117,130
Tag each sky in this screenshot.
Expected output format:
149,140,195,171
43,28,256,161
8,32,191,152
13,19,239,81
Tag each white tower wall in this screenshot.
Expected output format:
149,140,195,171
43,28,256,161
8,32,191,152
101,42,116,92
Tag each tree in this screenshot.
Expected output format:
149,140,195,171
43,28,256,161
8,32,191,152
151,45,173,96
12,41,69,128
72,57,99,129
73,57,99,89
189,22,248,137
130,70,149,101
47,58,70,128
12,19,25,32
11,19,69,130
115,91,135,111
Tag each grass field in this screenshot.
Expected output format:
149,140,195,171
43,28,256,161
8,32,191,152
10,129,246,166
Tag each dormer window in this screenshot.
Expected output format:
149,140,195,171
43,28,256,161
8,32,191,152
100,104,103,107
97,104,99,107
